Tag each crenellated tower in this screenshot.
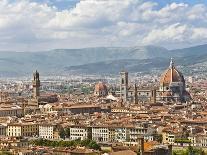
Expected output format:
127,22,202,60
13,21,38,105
32,70,40,99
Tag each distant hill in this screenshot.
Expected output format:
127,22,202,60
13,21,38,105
66,54,207,74
170,44,207,57
65,58,169,74
0,44,207,76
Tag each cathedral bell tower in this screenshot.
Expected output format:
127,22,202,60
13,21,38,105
32,70,40,99
120,70,128,103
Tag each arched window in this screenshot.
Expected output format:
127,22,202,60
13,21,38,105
122,78,124,84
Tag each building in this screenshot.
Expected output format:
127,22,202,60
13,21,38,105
92,126,109,143
0,137,29,149
40,103,53,113
7,122,38,137
159,58,191,102
129,89,158,104
94,82,108,97
128,126,148,143
7,124,21,137
0,104,23,117
32,70,40,99
162,129,181,145
61,104,102,114
0,124,6,136
120,71,128,103
21,122,39,137
39,123,58,139
114,127,128,142
28,70,41,107
0,92,9,102
121,58,191,104
70,125,90,140
38,93,58,103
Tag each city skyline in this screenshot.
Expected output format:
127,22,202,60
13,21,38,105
0,1,207,155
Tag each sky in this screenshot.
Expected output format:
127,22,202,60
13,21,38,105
0,0,207,51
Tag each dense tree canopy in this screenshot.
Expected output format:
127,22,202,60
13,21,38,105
31,138,100,150
173,146,205,155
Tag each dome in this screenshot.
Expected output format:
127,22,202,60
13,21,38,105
95,82,107,92
160,59,185,85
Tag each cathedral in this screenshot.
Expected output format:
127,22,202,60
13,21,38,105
94,82,108,97
120,58,191,103
159,58,190,102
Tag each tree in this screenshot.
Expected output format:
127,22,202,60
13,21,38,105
65,128,70,138
88,141,100,150
59,128,66,139
30,139,101,150
153,134,163,143
80,139,91,146
174,138,191,146
0,151,12,155
81,86,92,94
173,146,205,155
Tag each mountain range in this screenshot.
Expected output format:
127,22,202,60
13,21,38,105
0,44,207,76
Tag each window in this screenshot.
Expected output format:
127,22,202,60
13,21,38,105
122,78,124,84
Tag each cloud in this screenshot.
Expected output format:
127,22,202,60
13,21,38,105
0,0,207,51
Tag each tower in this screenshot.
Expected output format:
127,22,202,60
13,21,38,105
137,136,144,155
120,70,128,103
134,83,138,104
32,70,40,99
150,88,156,104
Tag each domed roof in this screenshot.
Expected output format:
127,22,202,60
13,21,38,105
95,82,107,92
160,58,185,85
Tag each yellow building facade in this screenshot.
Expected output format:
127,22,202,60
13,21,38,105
7,123,38,137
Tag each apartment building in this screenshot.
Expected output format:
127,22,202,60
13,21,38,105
7,122,38,137
70,125,89,140
92,126,109,142
39,123,58,139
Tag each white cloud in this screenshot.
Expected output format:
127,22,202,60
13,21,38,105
0,0,207,51
142,23,189,44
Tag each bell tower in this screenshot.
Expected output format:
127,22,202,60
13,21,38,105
120,70,128,103
32,70,40,99
134,83,138,104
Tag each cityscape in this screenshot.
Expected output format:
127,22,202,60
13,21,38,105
0,0,207,155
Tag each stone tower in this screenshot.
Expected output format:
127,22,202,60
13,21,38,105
134,83,138,104
150,88,157,104
32,70,40,99
120,70,128,103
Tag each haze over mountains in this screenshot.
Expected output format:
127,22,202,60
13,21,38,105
0,44,207,76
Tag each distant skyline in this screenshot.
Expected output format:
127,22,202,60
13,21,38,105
0,0,207,51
